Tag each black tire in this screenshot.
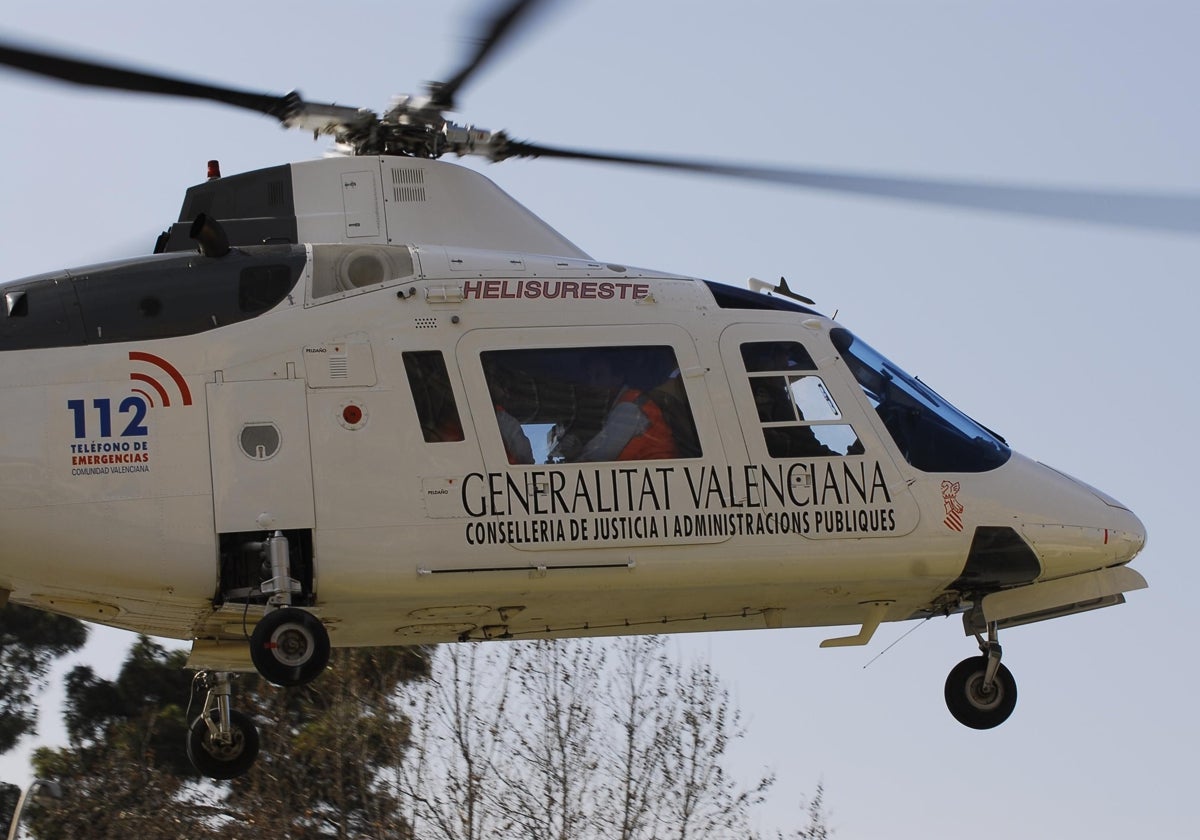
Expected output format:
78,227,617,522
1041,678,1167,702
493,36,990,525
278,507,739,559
187,709,260,779
250,607,331,687
944,655,1018,730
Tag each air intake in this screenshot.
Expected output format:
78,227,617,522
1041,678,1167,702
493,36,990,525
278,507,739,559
391,167,427,203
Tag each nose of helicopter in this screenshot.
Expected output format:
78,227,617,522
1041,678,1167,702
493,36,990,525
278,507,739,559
1018,461,1147,578
1021,511,1145,574
1109,510,1147,561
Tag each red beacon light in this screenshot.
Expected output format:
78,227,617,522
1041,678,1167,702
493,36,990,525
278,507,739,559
206,159,221,180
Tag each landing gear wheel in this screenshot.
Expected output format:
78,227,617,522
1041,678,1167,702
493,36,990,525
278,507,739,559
187,709,260,779
250,607,331,687
944,655,1018,729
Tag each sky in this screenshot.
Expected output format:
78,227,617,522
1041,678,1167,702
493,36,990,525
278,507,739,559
1,0,1198,836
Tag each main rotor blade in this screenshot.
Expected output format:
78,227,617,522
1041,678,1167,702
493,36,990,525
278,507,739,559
505,140,1200,235
0,39,299,121
429,0,555,111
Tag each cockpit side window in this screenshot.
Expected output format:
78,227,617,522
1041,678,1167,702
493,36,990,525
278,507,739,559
403,351,465,443
740,341,862,458
480,346,702,464
830,328,1010,472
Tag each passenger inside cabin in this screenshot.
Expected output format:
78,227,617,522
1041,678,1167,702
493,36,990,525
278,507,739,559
484,362,534,464
576,354,679,462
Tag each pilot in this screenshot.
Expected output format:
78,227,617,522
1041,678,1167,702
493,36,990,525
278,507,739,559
752,375,798,423
751,376,861,458
577,355,678,462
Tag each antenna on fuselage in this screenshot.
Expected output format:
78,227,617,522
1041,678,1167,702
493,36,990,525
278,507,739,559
748,276,816,306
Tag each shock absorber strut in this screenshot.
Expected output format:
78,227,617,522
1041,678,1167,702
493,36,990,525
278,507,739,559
261,530,301,609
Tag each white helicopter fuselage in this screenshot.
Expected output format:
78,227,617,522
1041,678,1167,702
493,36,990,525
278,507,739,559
0,157,1145,672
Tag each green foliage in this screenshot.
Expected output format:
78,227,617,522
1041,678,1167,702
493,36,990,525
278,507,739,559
30,742,204,840
223,646,429,839
15,633,826,839
0,781,19,833
61,636,194,774
27,640,429,840
28,637,199,839
0,605,87,754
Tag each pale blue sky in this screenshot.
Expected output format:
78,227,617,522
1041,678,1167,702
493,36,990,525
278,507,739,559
2,1,1197,836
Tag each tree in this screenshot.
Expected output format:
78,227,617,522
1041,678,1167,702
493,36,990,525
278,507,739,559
503,640,606,840
395,643,517,840
401,637,773,840
781,783,833,840
22,634,815,839
28,637,207,840
27,638,429,840
603,636,673,840
220,645,429,840
0,605,87,754
0,781,20,834
659,656,773,839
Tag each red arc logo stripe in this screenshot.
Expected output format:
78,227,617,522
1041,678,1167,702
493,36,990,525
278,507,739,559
128,351,193,406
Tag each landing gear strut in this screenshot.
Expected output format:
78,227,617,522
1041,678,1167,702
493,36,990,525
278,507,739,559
187,672,260,779
250,530,330,687
944,621,1018,729
186,532,330,778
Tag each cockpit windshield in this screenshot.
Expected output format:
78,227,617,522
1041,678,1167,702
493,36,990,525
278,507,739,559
830,328,1010,473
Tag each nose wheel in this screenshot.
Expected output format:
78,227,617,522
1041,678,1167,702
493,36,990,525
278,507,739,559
187,672,261,779
944,622,1018,729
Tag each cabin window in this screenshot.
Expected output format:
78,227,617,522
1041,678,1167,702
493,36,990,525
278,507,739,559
480,346,701,464
403,351,465,443
741,341,862,458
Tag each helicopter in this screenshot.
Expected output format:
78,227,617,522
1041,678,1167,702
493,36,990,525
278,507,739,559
0,0,1158,781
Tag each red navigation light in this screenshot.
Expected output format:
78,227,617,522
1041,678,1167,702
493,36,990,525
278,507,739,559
207,160,221,180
